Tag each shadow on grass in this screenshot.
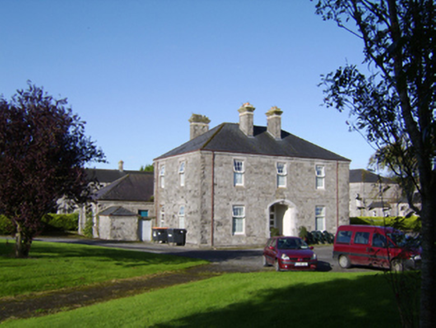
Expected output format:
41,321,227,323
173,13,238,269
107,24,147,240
152,273,403,328
0,239,204,267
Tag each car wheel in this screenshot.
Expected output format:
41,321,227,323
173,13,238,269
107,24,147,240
274,259,281,272
391,259,404,272
338,255,351,269
262,255,269,267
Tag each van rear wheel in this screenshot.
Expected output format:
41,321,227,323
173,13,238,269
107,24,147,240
338,255,351,269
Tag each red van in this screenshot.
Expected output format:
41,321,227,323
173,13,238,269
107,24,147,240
333,225,421,271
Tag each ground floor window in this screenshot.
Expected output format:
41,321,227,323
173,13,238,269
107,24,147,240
315,206,325,231
160,206,165,226
179,206,185,229
232,205,245,235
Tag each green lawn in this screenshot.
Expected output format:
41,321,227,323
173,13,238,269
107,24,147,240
1,239,406,327
0,239,207,297
3,271,401,327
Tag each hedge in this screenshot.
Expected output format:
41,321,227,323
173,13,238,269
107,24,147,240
0,215,15,235
0,213,78,235
350,216,421,231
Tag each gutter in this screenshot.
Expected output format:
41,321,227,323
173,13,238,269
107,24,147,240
211,151,215,247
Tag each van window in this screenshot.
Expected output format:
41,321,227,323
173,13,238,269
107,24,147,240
372,233,387,248
354,232,370,245
336,231,352,243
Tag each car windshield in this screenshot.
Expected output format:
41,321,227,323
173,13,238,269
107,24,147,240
277,238,309,250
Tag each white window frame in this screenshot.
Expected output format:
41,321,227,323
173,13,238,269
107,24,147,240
160,165,165,188
179,161,185,187
315,165,325,189
232,205,245,235
178,205,185,229
315,206,326,231
233,159,245,187
276,162,287,188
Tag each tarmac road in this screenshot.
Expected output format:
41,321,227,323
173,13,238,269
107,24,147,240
29,236,375,273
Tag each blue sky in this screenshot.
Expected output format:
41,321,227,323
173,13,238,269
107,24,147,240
1,0,376,171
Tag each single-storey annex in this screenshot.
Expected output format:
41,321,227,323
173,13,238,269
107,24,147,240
78,163,155,241
153,103,350,247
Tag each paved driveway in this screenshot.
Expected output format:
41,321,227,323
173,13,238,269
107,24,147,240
32,236,375,273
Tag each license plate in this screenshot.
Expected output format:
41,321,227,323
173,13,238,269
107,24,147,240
295,262,308,267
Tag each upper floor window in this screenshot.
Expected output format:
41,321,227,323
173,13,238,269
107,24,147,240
315,206,325,231
179,162,185,187
315,165,325,189
276,162,287,188
233,159,244,186
179,206,185,229
232,205,245,235
159,165,165,188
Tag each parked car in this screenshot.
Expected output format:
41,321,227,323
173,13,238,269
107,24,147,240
333,225,421,271
263,236,318,271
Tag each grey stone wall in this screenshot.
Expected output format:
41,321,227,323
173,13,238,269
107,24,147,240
155,151,349,247
99,215,138,241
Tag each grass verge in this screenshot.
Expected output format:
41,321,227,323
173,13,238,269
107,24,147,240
2,271,401,327
0,239,207,298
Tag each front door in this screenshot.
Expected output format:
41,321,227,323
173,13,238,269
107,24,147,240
139,219,152,241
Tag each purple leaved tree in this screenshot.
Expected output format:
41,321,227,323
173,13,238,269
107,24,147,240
0,83,105,257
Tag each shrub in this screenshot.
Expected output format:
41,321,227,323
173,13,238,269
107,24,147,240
350,216,421,231
83,211,94,238
270,227,280,237
0,215,15,235
42,213,79,232
298,226,308,240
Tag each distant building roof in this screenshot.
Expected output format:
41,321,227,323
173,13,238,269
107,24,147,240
93,173,154,202
155,123,349,161
98,206,137,216
350,169,395,184
86,168,151,184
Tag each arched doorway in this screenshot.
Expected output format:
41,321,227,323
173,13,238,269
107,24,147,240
267,200,297,237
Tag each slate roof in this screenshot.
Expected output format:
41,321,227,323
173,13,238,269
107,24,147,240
155,123,350,161
350,169,394,184
93,173,154,201
86,168,151,184
98,206,137,216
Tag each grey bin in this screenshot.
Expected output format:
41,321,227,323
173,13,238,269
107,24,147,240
152,228,168,243
167,228,187,246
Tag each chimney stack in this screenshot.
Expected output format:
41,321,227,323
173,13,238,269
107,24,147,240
266,106,283,139
189,114,210,140
238,102,255,137
118,160,124,172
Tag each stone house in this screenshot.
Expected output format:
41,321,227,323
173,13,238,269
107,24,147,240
349,169,417,218
77,162,155,241
153,103,350,247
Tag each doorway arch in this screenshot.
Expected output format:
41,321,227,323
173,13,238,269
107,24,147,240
266,199,298,237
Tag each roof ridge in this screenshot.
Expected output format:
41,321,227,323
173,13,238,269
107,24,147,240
200,123,226,150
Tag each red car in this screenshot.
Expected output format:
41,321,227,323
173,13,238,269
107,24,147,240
263,236,317,271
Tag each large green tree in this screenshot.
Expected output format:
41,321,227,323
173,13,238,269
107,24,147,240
0,83,105,257
314,1,435,327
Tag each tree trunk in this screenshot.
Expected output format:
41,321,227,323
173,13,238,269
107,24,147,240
419,194,436,328
15,224,31,258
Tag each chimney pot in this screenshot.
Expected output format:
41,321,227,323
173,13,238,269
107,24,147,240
266,106,283,139
189,114,210,140
118,160,124,172
238,102,255,136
